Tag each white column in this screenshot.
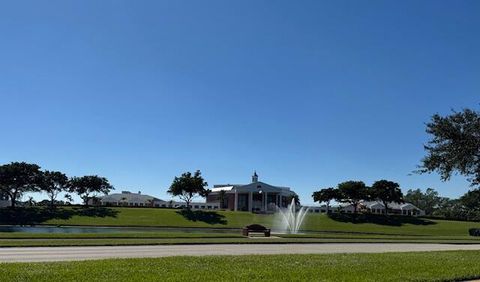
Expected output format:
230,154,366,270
234,190,238,211
264,192,268,212
248,192,253,212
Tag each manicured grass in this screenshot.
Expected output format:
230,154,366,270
2,207,480,247
43,207,274,228
0,232,244,239
38,207,480,236
1,236,480,247
2,251,480,281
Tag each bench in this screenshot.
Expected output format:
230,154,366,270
242,224,271,237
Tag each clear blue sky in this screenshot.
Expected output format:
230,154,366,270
0,0,479,205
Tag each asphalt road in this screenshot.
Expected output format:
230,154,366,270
1,243,480,263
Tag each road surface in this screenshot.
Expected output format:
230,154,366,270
1,243,480,262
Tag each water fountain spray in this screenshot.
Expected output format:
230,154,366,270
277,198,309,234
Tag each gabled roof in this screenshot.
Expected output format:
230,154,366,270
210,181,295,195
361,201,422,211
100,192,163,203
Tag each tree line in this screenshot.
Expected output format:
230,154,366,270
312,180,403,214
0,162,113,208
403,188,480,221
312,180,480,221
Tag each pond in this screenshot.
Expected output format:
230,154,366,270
0,226,240,234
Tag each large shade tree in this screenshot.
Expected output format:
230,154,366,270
0,162,43,208
69,175,114,206
371,180,404,215
419,108,480,187
459,189,480,212
167,170,208,208
312,187,339,214
404,188,445,216
337,181,368,214
40,170,69,209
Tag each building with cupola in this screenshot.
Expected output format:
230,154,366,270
206,172,298,212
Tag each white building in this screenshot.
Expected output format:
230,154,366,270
206,172,298,212
306,200,425,216
362,201,425,216
95,191,220,210
95,191,164,207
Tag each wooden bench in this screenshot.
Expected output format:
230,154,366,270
242,224,271,237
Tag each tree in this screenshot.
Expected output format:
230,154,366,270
404,188,443,215
312,187,339,214
0,162,43,208
64,194,73,204
68,175,113,206
460,189,480,212
40,170,69,209
371,180,404,215
286,194,300,206
419,109,480,187
337,181,368,214
167,170,208,208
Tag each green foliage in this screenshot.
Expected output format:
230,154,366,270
40,171,69,208
3,252,480,281
419,108,480,187
167,170,208,207
312,187,339,212
286,194,300,206
337,181,368,213
460,189,480,211
69,176,114,206
0,162,43,208
371,180,403,214
404,188,444,215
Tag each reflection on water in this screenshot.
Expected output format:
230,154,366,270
0,226,240,234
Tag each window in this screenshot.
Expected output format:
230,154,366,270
194,205,199,209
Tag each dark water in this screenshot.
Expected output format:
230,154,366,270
0,226,240,234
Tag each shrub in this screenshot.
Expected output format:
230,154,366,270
468,228,480,236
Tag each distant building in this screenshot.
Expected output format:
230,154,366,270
95,191,164,207
361,201,425,216
95,191,220,210
306,200,425,216
206,172,298,212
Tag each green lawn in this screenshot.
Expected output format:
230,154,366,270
2,207,480,247
38,207,480,236
2,251,480,281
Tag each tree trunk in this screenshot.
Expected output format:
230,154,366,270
50,192,55,209
84,194,90,207
326,201,330,214
383,201,388,215
9,190,17,209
